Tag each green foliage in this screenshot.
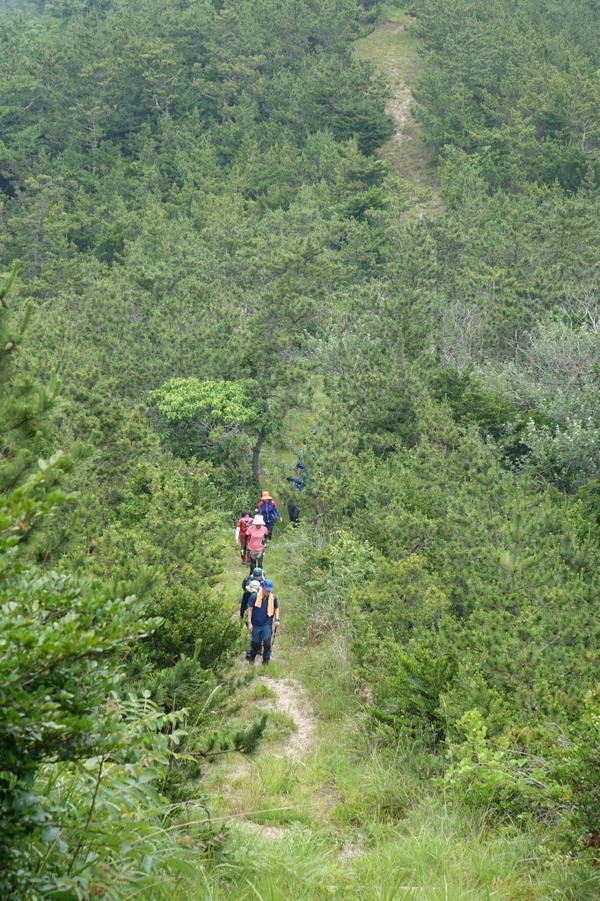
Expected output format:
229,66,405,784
558,687,600,850
522,416,600,491
87,459,239,669
0,460,160,896
150,378,258,425
429,366,518,439
0,271,224,896
29,692,200,900
355,554,451,642
149,377,260,466
412,0,600,192
1,0,600,886
289,529,377,639
444,709,563,823
355,632,455,737
0,265,61,489
478,315,600,490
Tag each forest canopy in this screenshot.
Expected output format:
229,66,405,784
1,0,600,895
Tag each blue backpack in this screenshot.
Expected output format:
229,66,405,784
261,500,275,522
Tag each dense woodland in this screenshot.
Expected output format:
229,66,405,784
2,0,600,897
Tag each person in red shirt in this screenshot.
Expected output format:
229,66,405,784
235,512,253,564
244,514,269,570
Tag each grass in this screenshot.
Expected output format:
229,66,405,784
353,9,441,203
199,499,600,894
195,581,596,900
123,14,600,901
202,521,600,895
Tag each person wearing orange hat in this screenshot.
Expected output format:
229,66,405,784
256,491,282,540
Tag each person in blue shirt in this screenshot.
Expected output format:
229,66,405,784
246,578,280,665
257,492,282,540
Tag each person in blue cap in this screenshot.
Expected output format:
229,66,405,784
246,578,280,665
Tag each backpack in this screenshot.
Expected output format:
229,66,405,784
261,500,275,522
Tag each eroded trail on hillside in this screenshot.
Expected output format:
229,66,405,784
354,16,441,205
218,665,321,843
260,677,318,759
381,22,414,151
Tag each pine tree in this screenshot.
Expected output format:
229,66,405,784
0,267,154,897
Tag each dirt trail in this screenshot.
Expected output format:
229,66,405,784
260,677,318,759
355,16,441,206
381,22,414,151
219,666,320,843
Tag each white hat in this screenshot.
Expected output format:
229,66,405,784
253,514,265,526
247,579,261,593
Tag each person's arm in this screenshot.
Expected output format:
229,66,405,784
235,525,241,543
274,597,280,626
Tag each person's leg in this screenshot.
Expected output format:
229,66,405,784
261,624,273,663
249,624,267,662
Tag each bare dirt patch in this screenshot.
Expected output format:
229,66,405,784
386,76,413,145
339,829,366,863
382,21,405,33
237,822,289,841
260,677,318,759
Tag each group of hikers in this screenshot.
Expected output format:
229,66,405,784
234,491,284,665
235,491,282,568
232,455,311,663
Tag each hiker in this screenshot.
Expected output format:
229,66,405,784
246,578,280,665
287,498,300,527
245,514,268,570
256,491,282,540
240,566,265,619
235,511,253,564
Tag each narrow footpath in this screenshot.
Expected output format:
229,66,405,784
354,11,441,207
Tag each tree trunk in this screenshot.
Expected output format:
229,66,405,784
251,427,267,485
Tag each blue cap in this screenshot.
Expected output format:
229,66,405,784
252,567,264,580
263,579,274,591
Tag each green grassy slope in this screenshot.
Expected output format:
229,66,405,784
353,9,439,198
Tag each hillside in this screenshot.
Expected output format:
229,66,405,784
1,0,600,898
